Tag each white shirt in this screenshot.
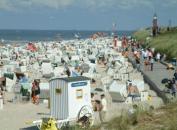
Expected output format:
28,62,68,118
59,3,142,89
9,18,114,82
144,51,148,58
101,98,107,112
156,53,161,60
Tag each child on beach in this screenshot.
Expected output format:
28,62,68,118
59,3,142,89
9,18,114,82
31,80,40,104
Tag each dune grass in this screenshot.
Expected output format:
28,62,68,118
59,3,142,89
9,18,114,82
149,29,177,60
103,102,177,130
133,27,177,60
63,101,177,130
134,101,177,130
133,28,151,41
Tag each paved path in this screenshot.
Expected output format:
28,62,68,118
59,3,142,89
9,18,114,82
129,53,176,102
140,62,175,91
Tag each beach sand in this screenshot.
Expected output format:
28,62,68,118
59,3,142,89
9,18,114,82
0,93,49,130
0,53,164,130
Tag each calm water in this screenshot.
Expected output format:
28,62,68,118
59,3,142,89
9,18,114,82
0,30,134,43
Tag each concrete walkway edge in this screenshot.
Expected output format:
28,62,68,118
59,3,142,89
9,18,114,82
128,57,169,104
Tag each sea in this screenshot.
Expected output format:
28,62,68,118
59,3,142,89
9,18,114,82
0,30,134,43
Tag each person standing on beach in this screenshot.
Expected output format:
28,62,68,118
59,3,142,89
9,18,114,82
0,84,5,104
128,83,139,101
91,93,96,111
31,80,40,104
100,94,107,123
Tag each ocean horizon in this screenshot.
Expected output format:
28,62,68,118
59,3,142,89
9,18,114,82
0,29,134,43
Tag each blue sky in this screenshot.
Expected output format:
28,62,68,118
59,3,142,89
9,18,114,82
0,0,177,30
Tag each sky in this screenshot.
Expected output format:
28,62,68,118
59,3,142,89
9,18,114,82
0,0,177,30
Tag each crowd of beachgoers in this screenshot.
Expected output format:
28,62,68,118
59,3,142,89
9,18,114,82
0,36,169,129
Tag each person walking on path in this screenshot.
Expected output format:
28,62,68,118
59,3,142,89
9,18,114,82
171,78,176,98
156,52,161,62
143,49,148,60
150,57,154,71
148,49,153,59
144,58,149,71
174,70,177,81
100,94,107,123
135,55,141,71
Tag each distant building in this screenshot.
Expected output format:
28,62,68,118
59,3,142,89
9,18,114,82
152,13,158,37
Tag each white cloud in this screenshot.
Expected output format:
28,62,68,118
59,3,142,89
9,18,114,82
0,0,75,11
161,0,177,7
30,0,75,9
0,0,176,11
0,0,14,11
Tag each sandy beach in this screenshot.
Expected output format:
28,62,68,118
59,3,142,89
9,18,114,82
0,61,164,130
0,93,49,130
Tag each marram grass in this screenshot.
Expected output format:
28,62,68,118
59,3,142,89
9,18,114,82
133,27,177,60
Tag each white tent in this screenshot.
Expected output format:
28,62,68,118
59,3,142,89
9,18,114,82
119,67,127,74
71,55,80,61
101,76,111,85
41,63,53,76
129,72,143,80
40,82,49,90
126,66,134,73
121,74,129,81
107,67,114,76
132,79,145,92
140,91,149,101
6,74,17,92
20,66,27,73
53,67,64,77
32,62,40,71
109,80,127,97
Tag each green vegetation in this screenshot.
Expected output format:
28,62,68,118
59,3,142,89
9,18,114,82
134,101,177,130
133,28,151,41
61,126,98,130
64,102,177,130
133,27,177,60
101,102,177,130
